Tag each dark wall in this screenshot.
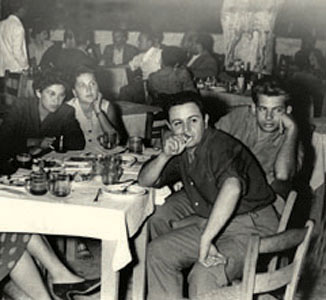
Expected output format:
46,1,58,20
1,0,326,39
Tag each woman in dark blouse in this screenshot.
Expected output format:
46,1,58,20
0,68,85,172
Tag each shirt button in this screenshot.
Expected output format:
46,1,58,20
88,130,92,133
194,202,199,206
88,139,92,142
190,181,194,186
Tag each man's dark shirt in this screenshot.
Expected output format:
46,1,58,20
0,97,85,160
155,128,275,218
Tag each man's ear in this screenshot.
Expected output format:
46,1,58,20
35,89,41,99
286,105,292,114
251,103,256,114
204,114,209,128
166,120,172,130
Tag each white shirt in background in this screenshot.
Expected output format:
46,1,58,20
28,39,53,66
112,47,124,65
129,47,162,80
0,15,29,76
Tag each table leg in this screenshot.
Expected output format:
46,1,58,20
132,222,148,300
101,240,119,300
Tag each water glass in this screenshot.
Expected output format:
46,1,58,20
128,136,143,154
49,172,71,197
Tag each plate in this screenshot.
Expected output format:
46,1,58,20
103,184,146,196
119,154,137,167
209,86,227,92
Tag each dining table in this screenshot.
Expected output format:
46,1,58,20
200,87,253,107
116,101,162,139
0,147,160,300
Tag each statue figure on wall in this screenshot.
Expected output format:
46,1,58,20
221,0,285,74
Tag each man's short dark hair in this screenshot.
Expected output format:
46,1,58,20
251,77,291,105
195,34,214,53
33,69,69,93
71,65,97,87
163,91,205,121
113,28,128,39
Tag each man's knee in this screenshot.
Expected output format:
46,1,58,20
188,262,229,298
147,238,178,267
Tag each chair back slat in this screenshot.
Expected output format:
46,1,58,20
260,228,307,254
241,220,314,300
254,263,294,294
277,191,297,233
284,220,314,299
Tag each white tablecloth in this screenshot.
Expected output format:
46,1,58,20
0,179,154,271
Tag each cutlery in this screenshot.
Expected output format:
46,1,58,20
93,188,102,202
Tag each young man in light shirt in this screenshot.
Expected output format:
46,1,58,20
119,31,162,104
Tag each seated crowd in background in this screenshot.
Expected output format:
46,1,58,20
28,22,53,68
101,28,139,67
147,45,196,105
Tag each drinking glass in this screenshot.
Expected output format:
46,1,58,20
49,172,71,197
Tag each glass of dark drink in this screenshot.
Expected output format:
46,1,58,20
15,153,32,169
25,170,48,195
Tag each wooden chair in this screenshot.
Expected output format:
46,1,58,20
145,111,168,147
194,220,314,300
276,191,297,233
2,70,29,105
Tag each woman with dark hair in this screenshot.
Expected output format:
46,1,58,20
0,68,85,169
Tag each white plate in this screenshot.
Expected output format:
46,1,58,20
210,86,227,92
103,184,146,196
119,154,137,167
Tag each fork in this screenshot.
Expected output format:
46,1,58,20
93,188,102,202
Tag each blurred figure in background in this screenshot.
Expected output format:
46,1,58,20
181,31,198,63
28,23,53,67
187,33,217,79
294,33,324,72
0,0,29,77
119,31,162,103
101,28,139,67
148,46,196,105
40,27,97,77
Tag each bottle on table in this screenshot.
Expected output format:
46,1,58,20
237,62,246,93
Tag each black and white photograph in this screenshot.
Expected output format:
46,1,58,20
0,0,325,299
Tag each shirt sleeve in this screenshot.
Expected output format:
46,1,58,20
152,156,182,188
210,143,249,197
129,54,143,71
214,112,233,132
180,68,197,92
11,23,29,69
